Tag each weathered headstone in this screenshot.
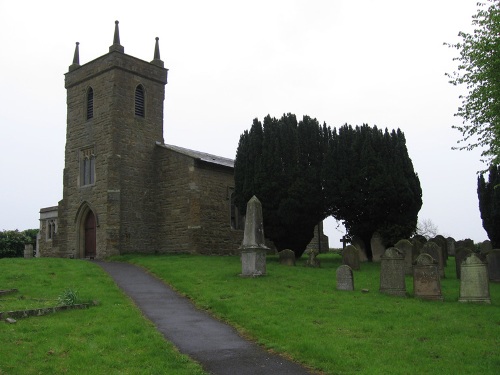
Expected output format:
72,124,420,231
342,245,360,271
429,236,447,266
239,196,269,277
371,232,385,263
459,253,491,303
446,237,456,256
351,235,368,262
486,249,500,282
23,244,34,259
379,247,406,297
278,249,296,266
479,240,492,254
433,235,449,263
336,265,354,291
304,249,321,267
394,239,414,275
455,247,473,279
421,241,445,278
413,253,443,301
411,237,424,258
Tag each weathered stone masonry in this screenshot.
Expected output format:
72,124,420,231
38,21,327,259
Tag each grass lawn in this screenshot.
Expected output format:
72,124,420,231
0,258,206,375
119,252,500,375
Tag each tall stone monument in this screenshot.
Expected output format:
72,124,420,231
240,196,269,277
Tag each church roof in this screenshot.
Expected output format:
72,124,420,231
156,142,234,169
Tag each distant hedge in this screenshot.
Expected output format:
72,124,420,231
0,229,39,258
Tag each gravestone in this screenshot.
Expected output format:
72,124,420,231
379,247,406,297
446,237,456,256
394,239,414,275
435,235,449,262
421,241,445,278
455,248,472,279
411,237,424,257
413,253,443,301
459,253,491,303
371,232,385,262
304,249,321,267
351,235,368,262
429,237,447,266
486,249,500,282
413,234,427,244
239,196,269,277
23,244,33,259
479,240,492,254
342,245,360,271
278,249,296,266
336,265,354,291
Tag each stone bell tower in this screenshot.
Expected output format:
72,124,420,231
56,21,168,258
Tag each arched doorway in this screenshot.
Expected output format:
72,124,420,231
84,211,96,258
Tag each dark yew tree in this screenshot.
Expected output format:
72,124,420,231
477,165,500,247
325,125,422,258
234,114,330,258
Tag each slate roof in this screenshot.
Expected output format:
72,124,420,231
156,142,234,169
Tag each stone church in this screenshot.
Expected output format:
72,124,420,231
37,21,328,259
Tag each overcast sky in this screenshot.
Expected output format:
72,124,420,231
0,0,488,243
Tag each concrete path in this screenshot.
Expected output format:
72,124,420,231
95,261,313,375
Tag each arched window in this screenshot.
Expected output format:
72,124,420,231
86,87,94,120
135,85,145,117
80,147,95,186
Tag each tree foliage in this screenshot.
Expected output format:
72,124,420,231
445,0,500,165
0,229,38,258
477,165,500,247
235,115,422,258
325,125,422,254
234,114,329,258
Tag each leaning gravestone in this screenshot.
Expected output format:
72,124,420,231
413,253,443,301
486,249,500,282
394,239,414,275
459,253,491,304
278,249,296,266
379,247,406,297
371,232,385,262
239,196,269,277
421,241,445,278
351,235,368,262
446,237,456,256
455,248,473,279
342,245,360,271
336,265,354,291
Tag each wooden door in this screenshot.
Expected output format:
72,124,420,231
84,212,96,258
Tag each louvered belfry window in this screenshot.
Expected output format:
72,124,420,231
86,87,94,120
135,85,145,117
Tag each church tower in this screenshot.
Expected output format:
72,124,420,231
56,21,168,258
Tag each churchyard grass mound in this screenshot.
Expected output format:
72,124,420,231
0,258,206,375
120,253,500,375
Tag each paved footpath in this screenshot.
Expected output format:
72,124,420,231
95,261,313,375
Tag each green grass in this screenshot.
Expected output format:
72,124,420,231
0,258,206,375
119,253,500,375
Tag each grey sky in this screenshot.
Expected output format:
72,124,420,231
0,0,487,243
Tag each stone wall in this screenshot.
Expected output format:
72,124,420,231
153,145,243,254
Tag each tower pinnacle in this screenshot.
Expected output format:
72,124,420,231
69,42,80,71
151,37,164,67
109,20,124,53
